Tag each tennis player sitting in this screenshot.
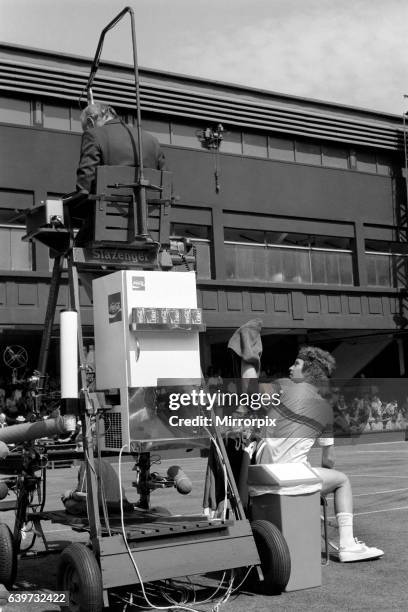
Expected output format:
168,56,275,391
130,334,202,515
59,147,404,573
256,346,384,563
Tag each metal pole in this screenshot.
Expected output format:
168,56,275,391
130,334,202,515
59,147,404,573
84,6,149,239
85,7,130,95
129,7,149,238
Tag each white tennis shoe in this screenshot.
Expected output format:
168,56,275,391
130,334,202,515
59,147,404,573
338,538,384,563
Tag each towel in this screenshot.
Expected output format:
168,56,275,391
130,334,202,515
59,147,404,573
227,318,263,375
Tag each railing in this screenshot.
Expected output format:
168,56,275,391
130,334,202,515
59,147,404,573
225,241,354,286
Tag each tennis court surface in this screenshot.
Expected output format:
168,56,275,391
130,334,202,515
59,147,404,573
0,435,407,611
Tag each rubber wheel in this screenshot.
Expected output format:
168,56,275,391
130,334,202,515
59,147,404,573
0,523,17,588
57,543,103,612
250,520,291,594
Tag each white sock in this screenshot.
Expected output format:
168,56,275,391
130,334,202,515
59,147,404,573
336,512,354,548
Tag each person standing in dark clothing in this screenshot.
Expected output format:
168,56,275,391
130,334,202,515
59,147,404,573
76,102,166,195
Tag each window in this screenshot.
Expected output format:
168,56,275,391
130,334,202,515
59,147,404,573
310,249,353,285
225,243,265,281
242,133,267,158
43,103,70,130
171,223,212,279
0,225,32,271
356,150,376,173
268,136,295,162
322,145,349,169
143,119,171,144
221,130,242,154
295,140,322,165
70,107,82,133
365,240,408,288
225,229,353,286
0,96,31,125
171,123,201,148
224,228,265,244
0,208,34,271
277,247,311,284
376,154,392,177
366,253,392,287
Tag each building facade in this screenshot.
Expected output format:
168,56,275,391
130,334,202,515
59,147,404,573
0,43,407,380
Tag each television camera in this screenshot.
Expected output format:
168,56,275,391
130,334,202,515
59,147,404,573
0,7,292,611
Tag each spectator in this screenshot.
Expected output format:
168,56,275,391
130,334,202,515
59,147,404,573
372,414,383,431
333,393,351,435
4,391,19,425
382,401,397,430
400,396,408,421
395,409,406,430
206,367,223,392
0,379,5,411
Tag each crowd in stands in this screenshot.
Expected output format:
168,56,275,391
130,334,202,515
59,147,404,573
206,366,408,437
0,375,61,427
0,384,32,427
329,387,407,435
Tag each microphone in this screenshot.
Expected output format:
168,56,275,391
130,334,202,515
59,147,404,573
167,465,192,495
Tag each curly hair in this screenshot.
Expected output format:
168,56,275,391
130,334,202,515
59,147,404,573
297,346,336,390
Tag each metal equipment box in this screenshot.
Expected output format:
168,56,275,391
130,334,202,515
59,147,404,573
92,270,203,451
249,463,322,591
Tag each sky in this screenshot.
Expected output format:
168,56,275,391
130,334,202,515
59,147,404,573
0,0,407,116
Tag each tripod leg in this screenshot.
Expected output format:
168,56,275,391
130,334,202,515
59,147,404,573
36,255,63,385
67,257,102,548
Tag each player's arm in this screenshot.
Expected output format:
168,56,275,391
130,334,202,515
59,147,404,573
321,443,335,469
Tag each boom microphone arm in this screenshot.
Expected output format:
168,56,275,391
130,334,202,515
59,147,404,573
0,415,76,446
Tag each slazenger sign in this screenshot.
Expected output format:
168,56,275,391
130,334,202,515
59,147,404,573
74,248,156,264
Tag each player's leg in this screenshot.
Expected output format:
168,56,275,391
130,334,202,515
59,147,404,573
314,467,384,562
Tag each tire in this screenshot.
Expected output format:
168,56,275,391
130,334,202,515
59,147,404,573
250,520,291,594
0,523,17,588
57,543,103,612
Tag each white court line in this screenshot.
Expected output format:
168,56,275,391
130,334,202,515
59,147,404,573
337,440,407,446
355,450,408,453
354,506,408,516
353,487,408,497
349,474,408,479
328,505,408,520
